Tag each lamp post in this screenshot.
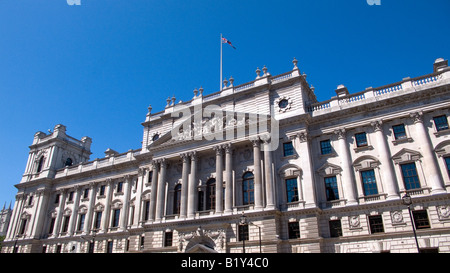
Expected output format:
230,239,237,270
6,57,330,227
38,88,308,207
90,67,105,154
239,213,262,253
239,213,247,253
402,193,420,253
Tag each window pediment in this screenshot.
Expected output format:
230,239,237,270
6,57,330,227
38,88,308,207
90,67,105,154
392,148,422,164
317,163,342,176
435,140,450,157
353,156,380,171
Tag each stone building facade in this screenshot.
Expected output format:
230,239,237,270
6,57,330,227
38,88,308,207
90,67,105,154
2,58,450,253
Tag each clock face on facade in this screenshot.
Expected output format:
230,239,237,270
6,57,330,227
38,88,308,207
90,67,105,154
152,134,160,141
278,99,289,109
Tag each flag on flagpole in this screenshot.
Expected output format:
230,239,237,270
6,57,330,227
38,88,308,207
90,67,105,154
222,37,236,49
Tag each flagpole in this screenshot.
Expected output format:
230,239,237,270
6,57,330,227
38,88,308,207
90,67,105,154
220,33,223,91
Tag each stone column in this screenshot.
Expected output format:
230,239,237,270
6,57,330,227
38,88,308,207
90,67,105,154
214,145,224,214
67,186,81,236
224,143,233,213
262,136,275,209
410,112,445,193
120,175,132,231
5,194,23,240
370,120,399,199
180,153,190,218
251,137,264,210
30,188,51,239
295,131,316,207
148,163,159,221
84,182,96,234
54,189,68,237
334,129,357,205
101,179,113,233
187,152,198,218
155,159,167,221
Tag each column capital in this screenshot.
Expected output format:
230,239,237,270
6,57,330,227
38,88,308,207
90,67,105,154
410,111,424,124
213,145,223,156
250,136,261,146
333,128,346,139
180,153,190,162
189,151,198,161
224,143,232,154
370,120,383,132
297,131,309,143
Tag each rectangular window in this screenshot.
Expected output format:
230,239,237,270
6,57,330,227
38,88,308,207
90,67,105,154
329,220,342,238
48,217,56,234
94,211,102,229
140,236,145,249
198,191,204,211
19,219,28,235
62,216,70,233
324,176,339,201
117,182,123,193
107,241,113,253
77,214,85,231
99,185,105,196
288,222,300,239
112,209,120,227
238,225,249,241
83,188,89,199
392,124,407,140
89,242,95,253
164,232,173,247
412,210,430,229
144,200,150,221
401,163,420,190
56,245,62,253
445,157,450,178
433,115,449,131
320,139,332,155
68,191,74,202
361,169,378,196
285,178,299,203
148,171,153,183
55,194,60,204
283,142,294,157
368,215,384,234
355,132,368,147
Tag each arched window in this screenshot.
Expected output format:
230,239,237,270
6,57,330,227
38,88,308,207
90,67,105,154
242,172,254,205
37,157,45,173
65,158,73,167
173,184,182,215
206,178,216,211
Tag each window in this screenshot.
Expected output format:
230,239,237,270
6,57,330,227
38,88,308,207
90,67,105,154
329,220,342,238
56,245,62,253
285,178,299,203
54,194,60,204
320,139,332,155
433,115,449,131
68,191,74,202
107,241,113,253
94,211,102,229
27,195,33,206
62,216,70,233
19,218,28,235
37,157,45,173
148,171,153,184
445,156,450,178
278,99,289,109
48,217,56,234
77,214,85,231
206,178,216,211
368,215,384,234
198,191,204,211
164,231,173,247
89,242,95,253
288,222,300,239
400,163,420,190
361,170,378,196
242,172,254,205
117,182,123,193
392,124,407,140
65,158,73,167
420,248,439,253
238,224,249,241
324,176,339,201
152,134,160,141
144,200,150,221
283,142,294,157
140,236,145,249
173,184,182,214
355,132,368,147
112,209,120,228
99,185,105,196
83,188,89,199
412,210,430,229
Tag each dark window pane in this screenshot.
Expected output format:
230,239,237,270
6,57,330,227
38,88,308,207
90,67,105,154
444,157,450,178
401,163,420,190
238,225,249,241
412,210,430,229
392,124,407,140
286,178,299,203
288,222,300,239
361,170,378,196
329,220,342,237
242,172,254,205
164,232,173,247
283,142,294,157
324,176,339,201
433,115,449,131
320,140,332,155
355,132,368,147
369,215,384,233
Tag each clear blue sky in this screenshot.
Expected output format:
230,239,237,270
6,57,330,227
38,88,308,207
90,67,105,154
0,0,449,208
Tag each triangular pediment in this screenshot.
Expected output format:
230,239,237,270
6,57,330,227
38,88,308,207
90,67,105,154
148,109,272,151
392,148,422,163
316,162,342,176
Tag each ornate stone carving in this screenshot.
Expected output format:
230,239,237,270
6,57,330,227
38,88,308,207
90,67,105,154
410,111,423,124
437,206,450,220
391,210,404,224
349,215,361,229
370,120,383,132
333,128,346,140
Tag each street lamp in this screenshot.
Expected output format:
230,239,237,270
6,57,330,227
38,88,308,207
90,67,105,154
239,213,262,253
402,193,420,253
